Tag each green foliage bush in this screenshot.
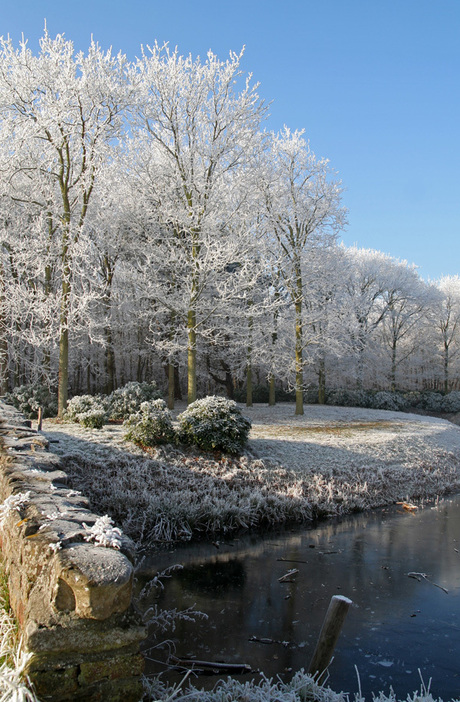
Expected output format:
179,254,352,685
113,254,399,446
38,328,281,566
123,400,175,447
64,395,108,429
178,395,251,454
4,383,58,419
108,381,162,420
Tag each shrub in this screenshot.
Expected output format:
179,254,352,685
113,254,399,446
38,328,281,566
178,396,251,454
4,383,57,419
402,390,424,408
123,400,175,447
108,381,162,420
64,395,108,429
326,388,373,408
77,409,107,429
369,391,409,411
417,391,444,412
441,390,460,413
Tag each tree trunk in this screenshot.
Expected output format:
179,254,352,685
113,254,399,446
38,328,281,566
57,271,71,417
268,372,276,406
391,339,397,392
168,361,175,409
224,367,234,399
187,307,197,404
443,340,449,394
295,291,304,416
102,265,116,395
246,362,253,407
105,330,116,395
246,311,253,407
41,260,53,383
318,355,326,404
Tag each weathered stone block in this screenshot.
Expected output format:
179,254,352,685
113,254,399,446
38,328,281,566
29,665,79,698
0,402,147,701
54,543,133,620
25,611,146,655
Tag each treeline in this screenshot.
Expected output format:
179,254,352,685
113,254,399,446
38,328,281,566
0,31,459,415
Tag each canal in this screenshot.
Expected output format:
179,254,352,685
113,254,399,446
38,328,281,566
139,494,460,699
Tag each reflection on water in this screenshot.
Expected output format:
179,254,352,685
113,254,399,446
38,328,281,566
139,496,460,699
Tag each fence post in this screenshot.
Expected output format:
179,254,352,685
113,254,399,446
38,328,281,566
308,594,352,683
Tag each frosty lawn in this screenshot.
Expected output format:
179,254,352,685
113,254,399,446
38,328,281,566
43,403,460,546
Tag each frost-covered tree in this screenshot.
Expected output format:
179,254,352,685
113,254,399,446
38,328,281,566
129,44,267,403
379,261,437,391
340,247,393,389
259,128,346,414
0,30,128,414
303,245,351,403
432,275,460,392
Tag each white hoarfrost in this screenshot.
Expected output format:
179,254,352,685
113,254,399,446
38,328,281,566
42,404,460,545
0,492,30,528
82,515,123,549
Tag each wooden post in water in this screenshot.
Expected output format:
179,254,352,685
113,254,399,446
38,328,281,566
308,594,352,683
37,407,43,432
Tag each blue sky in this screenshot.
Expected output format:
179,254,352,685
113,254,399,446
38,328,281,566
2,0,459,280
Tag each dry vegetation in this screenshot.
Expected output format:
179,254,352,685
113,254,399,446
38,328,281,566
42,403,460,546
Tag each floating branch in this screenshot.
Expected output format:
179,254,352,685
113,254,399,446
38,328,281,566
170,656,251,674
278,568,299,582
249,635,291,646
407,572,448,594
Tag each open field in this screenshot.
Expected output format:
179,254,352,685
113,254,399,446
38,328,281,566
42,403,460,545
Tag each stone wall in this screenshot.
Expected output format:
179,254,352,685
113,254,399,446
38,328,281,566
0,402,146,701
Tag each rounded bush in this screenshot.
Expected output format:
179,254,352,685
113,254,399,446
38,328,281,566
370,391,409,411
417,391,444,412
64,395,108,429
326,388,373,408
177,396,252,454
108,381,162,420
123,400,175,447
441,391,460,413
4,383,58,419
78,409,107,429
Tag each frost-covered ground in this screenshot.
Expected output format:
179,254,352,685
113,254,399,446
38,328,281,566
42,403,460,546
39,405,460,702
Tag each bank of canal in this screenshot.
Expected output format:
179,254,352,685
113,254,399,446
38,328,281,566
139,495,460,699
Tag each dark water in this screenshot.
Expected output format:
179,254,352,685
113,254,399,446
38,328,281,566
139,496,460,699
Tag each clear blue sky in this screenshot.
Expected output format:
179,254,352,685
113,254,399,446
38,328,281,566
2,0,459,280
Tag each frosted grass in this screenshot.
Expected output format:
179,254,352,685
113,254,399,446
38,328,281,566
43,404,460,545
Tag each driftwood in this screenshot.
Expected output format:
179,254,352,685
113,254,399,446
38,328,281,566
278,568,299,582
408,572,448,594
249,635,291,646
170,655,251,674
